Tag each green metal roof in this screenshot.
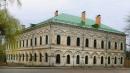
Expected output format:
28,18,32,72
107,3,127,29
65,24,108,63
50,13,125,35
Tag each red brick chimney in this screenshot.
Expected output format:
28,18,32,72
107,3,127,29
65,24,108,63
81,11,86,22
55,10,58,16
96,15,101,25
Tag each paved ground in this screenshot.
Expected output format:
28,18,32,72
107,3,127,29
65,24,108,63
0,67,130,73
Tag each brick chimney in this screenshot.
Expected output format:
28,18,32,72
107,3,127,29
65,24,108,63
81,11,86,22
96,15,101,25
55,10,58,16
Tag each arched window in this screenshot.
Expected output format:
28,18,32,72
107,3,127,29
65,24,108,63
120,43,123,50
101,56,104,64
108,56,111,64
19,54,21,61
66,55,70,64
76,55,80,64
77,37,80,46
57,35,61,45
108,41,111,49
35,37,37,46
120,57,123,64
115,42,117,49
94,40,97,48
30,53,32,61
23,40,24,47
34,53,37,62
67,36,71,46
26,40,28,47
39,53,42,62
85,39,89,47
30,39,33,46
40,36,42,45
26,53,28,61
93,56,96,64
45,53,48,62
114,57,117,64
56,54,60,64
101,40,104,49
45,35,48,44
85,56,88,64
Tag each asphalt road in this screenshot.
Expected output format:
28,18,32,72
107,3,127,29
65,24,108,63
0,67,130,73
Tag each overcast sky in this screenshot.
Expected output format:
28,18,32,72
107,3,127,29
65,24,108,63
8,0,130,32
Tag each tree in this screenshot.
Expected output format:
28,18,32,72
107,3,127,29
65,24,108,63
126,15,130,51
0,0,22,63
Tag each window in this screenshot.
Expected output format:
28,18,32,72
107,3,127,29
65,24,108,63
85,39,89,47
101,56,104,64
94,40,97,48
93,56,96,64
30,53,32,61
34,53,37,62
20,41,21,48
30,39,33,46
108,56,111,64
77,38,80,46
66,55,70,64
45,53,48,62
39,53,42,62
101,40,104,49
40,36,42,45
26,40,28,47
45,35,48,44
120,43,123,50
22,54,24,61
115,42,117,49
56,54,60,64
57,35,61,45
67,36,71,46
120,57,123,64
76,55,80,64
35,38,37,46
85,56,88,64
23,40,24,47
108,41,111,49
26,53,28,61
114,57,117,64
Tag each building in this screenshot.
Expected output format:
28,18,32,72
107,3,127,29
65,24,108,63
5,11,126,67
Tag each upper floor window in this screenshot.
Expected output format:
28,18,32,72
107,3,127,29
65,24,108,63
120,43,123,50
30,39,33,46
77,37,80,46
85,39,89,47
94,39,97,48
45,35,48,44
26,40,28,47
40,36,42,45
115,42,117,49
108,41,111,49
35,38,37,46
101,40,104,49
23,40,24,47
57,35,61,45
67,36,71,46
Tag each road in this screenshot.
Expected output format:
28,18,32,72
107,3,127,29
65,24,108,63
0,67,130,73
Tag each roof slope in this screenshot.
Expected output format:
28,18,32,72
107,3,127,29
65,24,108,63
25,13,125,35
51,13,124,34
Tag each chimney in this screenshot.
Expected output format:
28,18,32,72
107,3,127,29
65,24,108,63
96,15,101,25
81,11,86,22
55,10,58,16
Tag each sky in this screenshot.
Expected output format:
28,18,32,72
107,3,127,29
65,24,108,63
8,0,130,32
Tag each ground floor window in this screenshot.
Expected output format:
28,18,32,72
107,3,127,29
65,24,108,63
76,55,80,64
93,56,96,64
101,56,104,64
108,56,110,64
66,55,70,64
85,56,88,64
56,54,60,64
